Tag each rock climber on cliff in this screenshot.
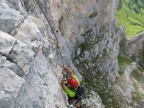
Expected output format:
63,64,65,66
61,65,83,108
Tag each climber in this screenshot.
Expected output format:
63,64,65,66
61,65,81,108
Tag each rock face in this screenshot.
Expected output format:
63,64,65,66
0,66,24,108
0,1,67,108
12,52,66,108
82,90,105,108
123,32,144,67
0,0,24,33
115,54,144,108
0,0,144,108
117,32,144,108
0,31,16,55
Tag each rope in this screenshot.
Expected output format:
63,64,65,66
34,0,68,79
34,0,64,66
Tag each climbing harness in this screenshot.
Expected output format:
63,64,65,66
67,84,85,102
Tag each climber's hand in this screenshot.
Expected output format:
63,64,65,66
63,65,68,69
61,79,65,85
63,65,74,76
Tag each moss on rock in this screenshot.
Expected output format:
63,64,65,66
132,83,144,103
118,54,133,65
132,68,143,81
81,70,121,108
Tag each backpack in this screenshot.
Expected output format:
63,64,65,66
69,86,85,102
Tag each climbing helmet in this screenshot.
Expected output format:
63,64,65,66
67,78,78,88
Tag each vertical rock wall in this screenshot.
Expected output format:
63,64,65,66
0,0,67,108
123,32,144,68
1,0,144,108
40,0,120,82
0,0,122,108
41,0,122,107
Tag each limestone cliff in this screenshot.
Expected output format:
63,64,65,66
0,0,144,108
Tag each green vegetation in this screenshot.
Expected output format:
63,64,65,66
74,57,121,107
132,67,144,81
83,71,120,108
117,54,144,105
118,54,133,65
73,33,125,107
137,66,144,72
131,64,144,103
79,42,91,54
132,92,144,102
132,83,144,102
116,0,144,39
117,54,133,75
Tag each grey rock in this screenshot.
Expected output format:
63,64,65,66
82,91,105,108
123,32,144,67
12,52,67,108
0,31,16,55
114,62,137,107
8,40,35,70
29,15,45,29
6,0,25,12
0,1,24,33
2,59,25,77
0,67,24,108
12,16,49,54
14,17,42,43
1,0,144,108
0,97,13,108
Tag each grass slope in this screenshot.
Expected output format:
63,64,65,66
116,0,144,39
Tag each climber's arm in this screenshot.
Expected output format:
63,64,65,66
60,79,76,97
61,79,66,90
63,65,75,76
